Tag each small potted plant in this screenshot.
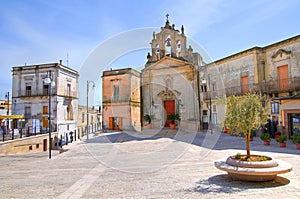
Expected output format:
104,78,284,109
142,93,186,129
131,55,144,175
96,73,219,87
260,133,270,145
291,133,300,150
276,134,287,147
167,113,180,129
143,114,152,128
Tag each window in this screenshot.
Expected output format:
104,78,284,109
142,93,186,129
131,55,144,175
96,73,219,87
271,102,279,114
82,112,85,123
25,106,31,119
67,102,73,120
67,83,71,96
43,85,49,95
113,85,119,102
42,116,48,128
43,106,48,114
25,84,32,96
213,105,217,112
277,65,289,90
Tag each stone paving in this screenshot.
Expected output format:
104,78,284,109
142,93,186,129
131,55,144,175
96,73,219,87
0,129,299,198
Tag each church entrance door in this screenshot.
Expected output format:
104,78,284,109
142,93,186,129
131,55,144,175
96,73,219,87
164,100,175,127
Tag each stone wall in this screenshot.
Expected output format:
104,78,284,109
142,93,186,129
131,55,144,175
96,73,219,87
0,133,57,155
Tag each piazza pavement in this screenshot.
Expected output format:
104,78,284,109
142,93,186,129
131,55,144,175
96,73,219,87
0,128,299,199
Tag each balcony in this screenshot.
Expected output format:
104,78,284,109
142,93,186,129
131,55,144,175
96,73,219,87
202,77,300,100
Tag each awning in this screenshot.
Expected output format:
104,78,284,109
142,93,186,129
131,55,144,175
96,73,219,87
0,115,24,119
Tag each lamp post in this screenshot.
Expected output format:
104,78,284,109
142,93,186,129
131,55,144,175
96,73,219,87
44,71,55,159
5,92,9,133
87,80,95,140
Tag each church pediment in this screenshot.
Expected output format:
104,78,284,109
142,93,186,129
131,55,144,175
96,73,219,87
157,88,181,99
271,49,291,60
143,56,191,71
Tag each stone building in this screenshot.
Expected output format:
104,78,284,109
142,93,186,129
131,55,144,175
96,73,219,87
202,35,300,137
11,61,79,138
77,105,101,138
102,68,141,131
142,17,204,131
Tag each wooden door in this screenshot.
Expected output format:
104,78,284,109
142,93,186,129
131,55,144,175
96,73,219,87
164,100,175,127
241,76,249,94
109,117,114,130
277,65,289,90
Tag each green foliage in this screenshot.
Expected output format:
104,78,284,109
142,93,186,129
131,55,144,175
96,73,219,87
167,114,180,124
291,134,300,144
224,93,268,157
260,133,270,141
234,152,242,159
276,135,287,143
143,114,152,124
261,156,268,161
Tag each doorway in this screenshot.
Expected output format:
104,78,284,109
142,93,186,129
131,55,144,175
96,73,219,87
164,100,175,127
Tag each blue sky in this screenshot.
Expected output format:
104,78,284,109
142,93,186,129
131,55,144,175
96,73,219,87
0,0,299,104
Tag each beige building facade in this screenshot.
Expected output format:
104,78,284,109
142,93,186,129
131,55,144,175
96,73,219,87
102,68,141,131
202,35,300,137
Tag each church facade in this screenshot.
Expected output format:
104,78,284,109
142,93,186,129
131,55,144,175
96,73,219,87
102,17,300,137
142,17,204,131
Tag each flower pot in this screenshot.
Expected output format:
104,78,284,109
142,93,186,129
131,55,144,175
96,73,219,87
169,123,176,129
146,124,152,129
279,142,286,148
296,143,300,150
264,140,270,146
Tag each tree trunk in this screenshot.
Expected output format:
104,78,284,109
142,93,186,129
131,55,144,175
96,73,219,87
246,131,251,158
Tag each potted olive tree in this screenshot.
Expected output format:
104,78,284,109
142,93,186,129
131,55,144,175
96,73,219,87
214,93,293,181
224,93,268,158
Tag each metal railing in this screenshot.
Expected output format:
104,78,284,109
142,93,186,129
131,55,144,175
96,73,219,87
202,77,300,100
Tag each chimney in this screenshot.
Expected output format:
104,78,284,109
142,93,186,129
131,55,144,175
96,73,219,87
59,60,62,65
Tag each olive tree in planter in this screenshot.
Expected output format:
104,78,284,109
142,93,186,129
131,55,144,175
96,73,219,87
214,93,292,182
224,93,268,158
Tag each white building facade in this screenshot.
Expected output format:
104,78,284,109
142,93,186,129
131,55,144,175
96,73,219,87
12,61,79,138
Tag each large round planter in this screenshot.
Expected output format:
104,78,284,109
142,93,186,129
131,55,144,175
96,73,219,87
264,140,270,145
214,155,292,182
279,142,286,147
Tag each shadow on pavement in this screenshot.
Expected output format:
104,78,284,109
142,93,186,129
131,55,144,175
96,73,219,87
187,174,290,194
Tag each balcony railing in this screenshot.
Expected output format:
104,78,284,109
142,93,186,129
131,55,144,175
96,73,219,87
202,77,300,100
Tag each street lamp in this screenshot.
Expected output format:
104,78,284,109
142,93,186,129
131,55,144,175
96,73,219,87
44,71,55,159
5,92,9,133
87,80,95,140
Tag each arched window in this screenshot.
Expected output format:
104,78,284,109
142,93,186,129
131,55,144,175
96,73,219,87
164,34,171,56
155,44,160,60
177,40,181,57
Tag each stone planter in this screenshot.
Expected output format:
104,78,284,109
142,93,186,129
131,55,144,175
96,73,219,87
214,155,292,182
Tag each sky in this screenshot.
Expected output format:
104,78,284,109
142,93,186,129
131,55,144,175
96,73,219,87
0,0,299,105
